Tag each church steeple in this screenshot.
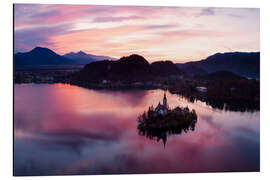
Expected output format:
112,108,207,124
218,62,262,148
163,92,167,107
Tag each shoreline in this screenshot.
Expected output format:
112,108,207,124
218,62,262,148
14,81,260,112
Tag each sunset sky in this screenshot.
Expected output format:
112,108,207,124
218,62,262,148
14,4,260,62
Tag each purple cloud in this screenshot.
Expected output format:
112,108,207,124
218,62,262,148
199,7,215,16
14,24,72,53
144,24,179,30
92,15,143,23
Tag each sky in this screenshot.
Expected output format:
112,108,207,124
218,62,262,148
14,4,260,62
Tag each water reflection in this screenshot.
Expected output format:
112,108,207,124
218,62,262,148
184,95,259,112
14,84,260,175
137,107,197,147
137,121,197,147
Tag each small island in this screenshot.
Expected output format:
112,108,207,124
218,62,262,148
137,92,198,147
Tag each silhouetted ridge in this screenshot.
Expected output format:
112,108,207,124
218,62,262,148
119,54,149,65
64,50,116,64
14,47,118,69
15,47,74,67
74,54,183,83
177,52,260,79
150,61,183,76
29,46,57,55
77,51,87,55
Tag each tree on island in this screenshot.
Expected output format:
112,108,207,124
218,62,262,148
137,105,197,147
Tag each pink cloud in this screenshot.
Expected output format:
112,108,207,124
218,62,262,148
14,4,260,62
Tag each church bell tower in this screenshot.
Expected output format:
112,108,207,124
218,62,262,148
163,92,167,107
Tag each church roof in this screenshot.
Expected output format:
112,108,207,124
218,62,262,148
155,92,168,112
155,104,167,111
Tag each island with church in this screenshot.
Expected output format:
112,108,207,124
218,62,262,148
137,91,198,147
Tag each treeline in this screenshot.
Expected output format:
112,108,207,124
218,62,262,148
168,76,260,112
70,54,184,84
137,106,197,141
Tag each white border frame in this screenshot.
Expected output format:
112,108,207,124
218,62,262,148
1,0,270,179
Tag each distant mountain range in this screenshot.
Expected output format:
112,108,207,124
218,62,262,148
14,47,260,79
14,47,74,68
177,52,260,79
63,51,116,63
14,47,116,69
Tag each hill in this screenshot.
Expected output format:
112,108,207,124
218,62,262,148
14,47,74,68
177,52,260,79
150,61,183,76
74,54,183,83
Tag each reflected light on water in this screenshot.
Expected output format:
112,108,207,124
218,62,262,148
14,83,259,175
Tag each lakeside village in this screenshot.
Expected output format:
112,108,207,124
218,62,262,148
14,69,207,93
137,91,198,147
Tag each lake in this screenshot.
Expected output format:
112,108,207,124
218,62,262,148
14,83,260,176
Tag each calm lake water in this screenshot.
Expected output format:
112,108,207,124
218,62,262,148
14,83,260,176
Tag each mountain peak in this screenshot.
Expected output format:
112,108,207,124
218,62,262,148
30,46,56,55
15,47,74,67
31,46,48,51
64,50,116,63
77,50,87,55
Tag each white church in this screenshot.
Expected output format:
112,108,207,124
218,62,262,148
155,92,169,115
